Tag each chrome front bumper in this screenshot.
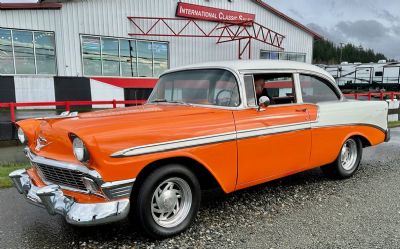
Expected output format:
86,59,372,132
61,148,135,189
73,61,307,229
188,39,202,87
385,128,391,142
9,169,130,226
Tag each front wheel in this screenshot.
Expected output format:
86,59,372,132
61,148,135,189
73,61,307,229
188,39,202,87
132,164,201,239
321,137,362,179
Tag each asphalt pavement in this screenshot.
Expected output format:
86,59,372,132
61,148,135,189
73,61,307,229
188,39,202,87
1,129,400,249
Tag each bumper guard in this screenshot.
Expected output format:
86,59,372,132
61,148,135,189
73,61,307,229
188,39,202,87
9,169,130,226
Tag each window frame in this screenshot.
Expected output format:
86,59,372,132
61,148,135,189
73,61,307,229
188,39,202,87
0,27,57,76
243,72,299,108
243,74,257,107
80,34,169,78
298,73,343,104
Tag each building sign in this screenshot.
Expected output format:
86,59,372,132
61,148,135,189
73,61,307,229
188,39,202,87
176,2,255,25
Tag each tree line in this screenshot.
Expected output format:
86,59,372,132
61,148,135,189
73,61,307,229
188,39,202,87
313,39,388,65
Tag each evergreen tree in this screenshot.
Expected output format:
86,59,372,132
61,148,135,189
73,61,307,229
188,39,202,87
313,39,387,64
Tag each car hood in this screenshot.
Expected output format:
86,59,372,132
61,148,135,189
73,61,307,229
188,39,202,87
19,104,236,164
61,104,226,132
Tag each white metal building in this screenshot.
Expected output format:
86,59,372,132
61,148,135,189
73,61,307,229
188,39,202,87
0,0,321,105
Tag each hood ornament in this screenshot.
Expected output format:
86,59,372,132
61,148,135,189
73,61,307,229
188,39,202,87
35,136,52,152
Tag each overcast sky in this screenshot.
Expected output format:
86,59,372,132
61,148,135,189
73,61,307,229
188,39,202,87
267,0,400,60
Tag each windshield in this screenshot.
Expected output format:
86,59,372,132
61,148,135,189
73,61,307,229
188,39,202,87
148,69,240,107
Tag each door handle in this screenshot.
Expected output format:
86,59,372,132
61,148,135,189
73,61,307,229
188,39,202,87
295,108,308,112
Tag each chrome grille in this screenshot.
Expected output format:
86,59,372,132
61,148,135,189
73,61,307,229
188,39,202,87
35,163,87,191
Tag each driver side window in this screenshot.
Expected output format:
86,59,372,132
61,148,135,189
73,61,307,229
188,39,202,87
252,73,296,105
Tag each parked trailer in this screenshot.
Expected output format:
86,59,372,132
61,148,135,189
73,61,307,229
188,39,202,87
320,61,400,90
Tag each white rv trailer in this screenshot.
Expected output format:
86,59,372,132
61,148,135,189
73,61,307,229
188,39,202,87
320,61,400,88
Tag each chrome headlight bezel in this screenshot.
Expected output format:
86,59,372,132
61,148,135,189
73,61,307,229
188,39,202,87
17,127,27,144
71,136,90,162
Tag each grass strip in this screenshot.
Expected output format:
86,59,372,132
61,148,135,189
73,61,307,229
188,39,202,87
0,163,29,189
389,121,400,128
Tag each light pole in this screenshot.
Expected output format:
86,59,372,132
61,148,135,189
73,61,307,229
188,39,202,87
339,42,345,63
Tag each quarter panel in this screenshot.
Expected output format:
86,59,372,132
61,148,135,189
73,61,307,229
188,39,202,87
309,100,388,168
309,125,385,168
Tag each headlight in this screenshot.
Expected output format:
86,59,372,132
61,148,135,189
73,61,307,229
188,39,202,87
72,137,89,162
17,127,27,144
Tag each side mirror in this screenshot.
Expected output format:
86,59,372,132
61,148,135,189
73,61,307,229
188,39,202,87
258,96,270,111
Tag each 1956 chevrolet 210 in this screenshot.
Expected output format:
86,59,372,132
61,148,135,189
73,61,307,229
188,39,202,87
10,60,389,238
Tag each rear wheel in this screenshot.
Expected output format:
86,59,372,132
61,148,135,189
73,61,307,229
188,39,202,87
321,137,362,179
132,164,201,239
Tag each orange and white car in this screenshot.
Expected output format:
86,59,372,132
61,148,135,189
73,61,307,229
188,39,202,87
10,60,389,238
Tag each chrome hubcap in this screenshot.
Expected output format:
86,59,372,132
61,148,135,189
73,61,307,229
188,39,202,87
151,177,192,228
341,139,358,170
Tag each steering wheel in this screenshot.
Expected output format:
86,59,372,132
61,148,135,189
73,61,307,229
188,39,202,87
215,89,233,106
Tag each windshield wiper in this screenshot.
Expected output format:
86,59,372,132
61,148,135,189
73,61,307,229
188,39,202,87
168,100,190,105
151,98,168,103
150,99,190,105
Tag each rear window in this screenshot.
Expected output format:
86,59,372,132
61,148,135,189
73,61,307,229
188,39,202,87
299,74,340,103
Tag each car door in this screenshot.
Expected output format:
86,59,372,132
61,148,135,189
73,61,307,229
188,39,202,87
234,73,312,190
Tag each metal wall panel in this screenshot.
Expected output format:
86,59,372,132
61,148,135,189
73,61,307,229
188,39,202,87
14,76,55,109
54,76,91,109
0,0,314,77
90,79,125,108
0,76,15,102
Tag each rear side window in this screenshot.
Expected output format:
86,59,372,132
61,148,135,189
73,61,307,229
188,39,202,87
299,75,340,103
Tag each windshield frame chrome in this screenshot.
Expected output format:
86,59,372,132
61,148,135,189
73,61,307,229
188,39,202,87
147,67,245,110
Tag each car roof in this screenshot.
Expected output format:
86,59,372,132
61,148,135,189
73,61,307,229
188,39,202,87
165,60,333,80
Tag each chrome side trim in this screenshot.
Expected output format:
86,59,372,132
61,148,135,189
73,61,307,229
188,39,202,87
101,178,136,188
236,122,311,140
111,132,237,157
311,122,387,134
111,121,313,158
111,121,387,158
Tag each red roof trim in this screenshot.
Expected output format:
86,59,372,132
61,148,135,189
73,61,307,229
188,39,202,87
252,0,322,40
0,3,62,10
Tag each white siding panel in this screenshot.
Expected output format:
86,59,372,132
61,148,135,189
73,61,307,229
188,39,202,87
14,76,55,109
0,0,315,76
90,79,125,108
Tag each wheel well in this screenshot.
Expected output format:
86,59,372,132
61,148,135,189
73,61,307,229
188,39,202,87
133,157,222,194
351,135,372,148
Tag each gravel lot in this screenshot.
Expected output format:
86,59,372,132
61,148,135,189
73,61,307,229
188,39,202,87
1,128,399,249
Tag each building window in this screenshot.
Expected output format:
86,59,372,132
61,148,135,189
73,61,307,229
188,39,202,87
153,42,168,77
102,38,120,76
82,36,101,76
81,35,169,77
260,50,306,62
120,39,136,77
0,28,56,75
